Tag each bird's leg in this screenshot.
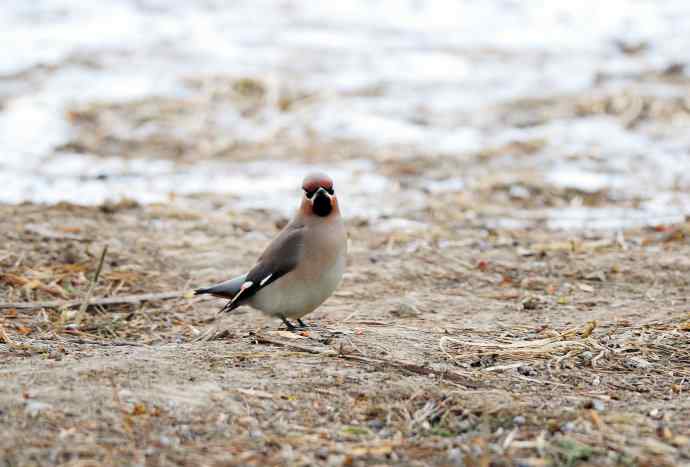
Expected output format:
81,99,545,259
297,319,308,328
280,316,296,331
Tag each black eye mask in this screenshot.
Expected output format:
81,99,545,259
304,187,334,199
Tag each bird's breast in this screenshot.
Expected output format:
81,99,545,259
249,237,346,318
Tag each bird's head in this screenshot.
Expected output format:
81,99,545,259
300,172,339,219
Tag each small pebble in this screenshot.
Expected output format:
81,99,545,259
627,356,652,369
367,419,384,431
326,454,345,467
447,447,463,464
387,298,422,318
520,295,545,310
25,401,52,418
672,435,689,447
513,415,526,426
584,399,605,412
520,276,548,290
561,421,576,433
316,447,329,460
158,435,172,447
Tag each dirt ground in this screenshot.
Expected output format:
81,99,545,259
1,200,689,467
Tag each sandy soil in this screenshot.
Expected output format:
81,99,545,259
1,201,689,466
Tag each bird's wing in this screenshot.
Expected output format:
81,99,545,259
220,226,305,312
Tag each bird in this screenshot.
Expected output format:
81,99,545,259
194,172,347,330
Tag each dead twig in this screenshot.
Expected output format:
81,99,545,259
0,273,69,299
254,334,483,389
24,223,87,242
0,324,19,349
192,322,225,342
0,324,41,352
35,335,145,347
348,320,389,326
342,309,359,322
513,374,571,387
75,245,108,325
0,291,186,311
64,338,144,347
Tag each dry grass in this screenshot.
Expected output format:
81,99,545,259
1,202,689,466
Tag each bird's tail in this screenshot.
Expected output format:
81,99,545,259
194,274,247,299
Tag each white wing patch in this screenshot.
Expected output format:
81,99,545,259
229,281,254,304
259,274,273,287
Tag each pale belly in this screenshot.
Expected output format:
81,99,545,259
248,254,345,319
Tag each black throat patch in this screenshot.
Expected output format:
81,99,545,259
312,192,333,217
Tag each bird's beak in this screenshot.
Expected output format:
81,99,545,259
311,187,332,205
311,187,334,217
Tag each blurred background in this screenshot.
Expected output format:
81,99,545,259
1,0,689,229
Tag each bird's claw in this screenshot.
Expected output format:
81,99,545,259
280,317,311,331
281,317,297,331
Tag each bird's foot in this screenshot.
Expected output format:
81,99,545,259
297,319,309,328
280,317,297,331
